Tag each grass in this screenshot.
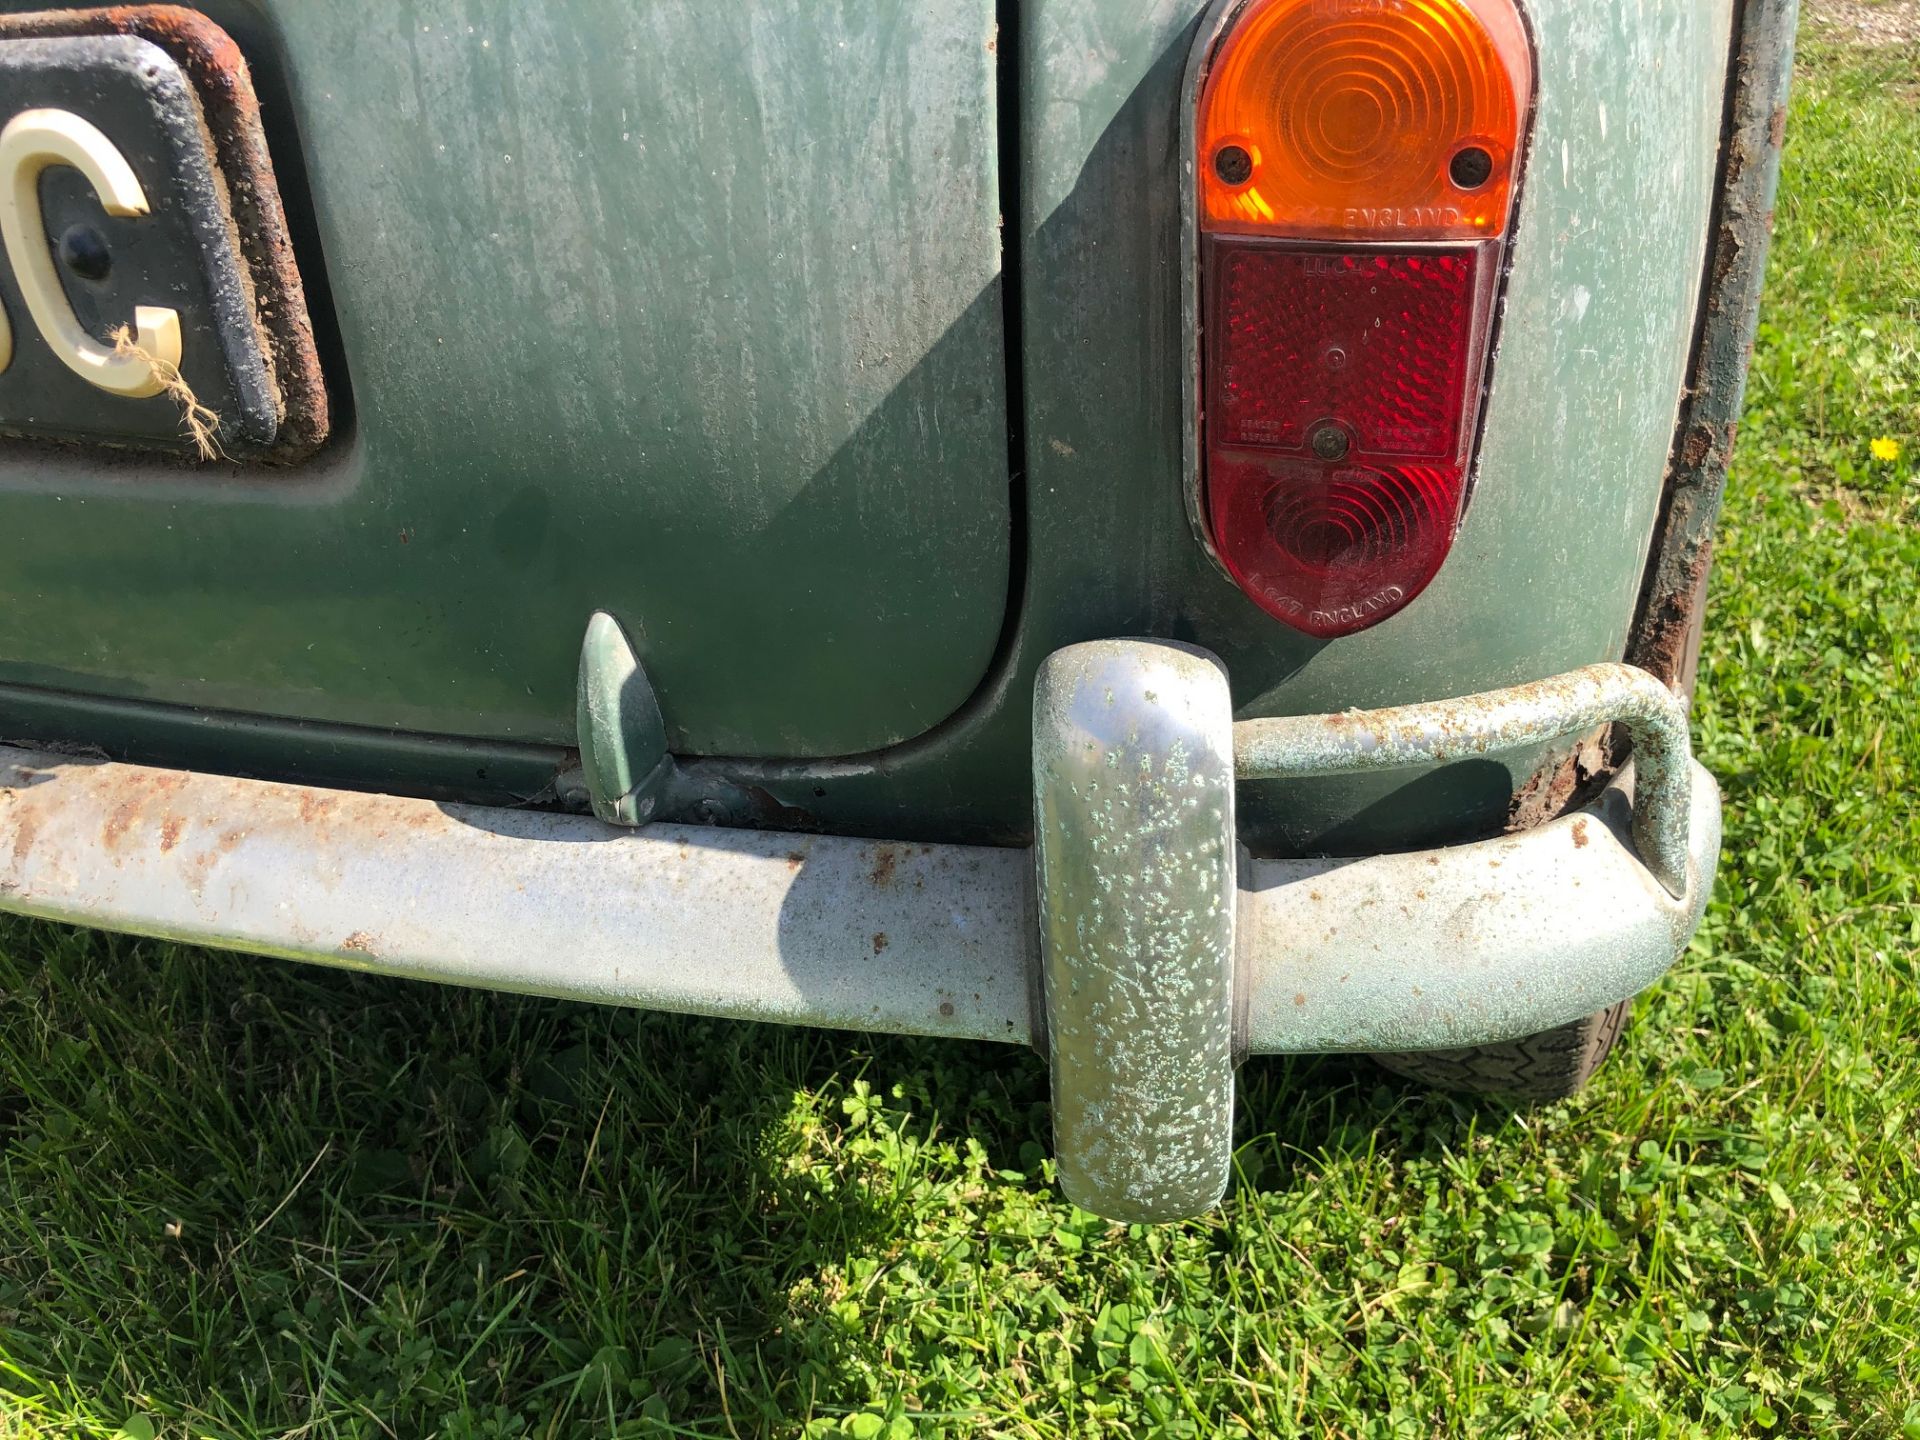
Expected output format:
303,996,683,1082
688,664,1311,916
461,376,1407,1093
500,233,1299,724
3,24,1918,1440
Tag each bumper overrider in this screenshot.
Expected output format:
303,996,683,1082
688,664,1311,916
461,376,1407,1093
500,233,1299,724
0,643,1719,1222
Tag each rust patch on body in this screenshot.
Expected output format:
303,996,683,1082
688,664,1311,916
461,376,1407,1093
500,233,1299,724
340,931,380,957
871,932,889,954
1507,728,1611,834
1630,1,1792,691
1633,538,1715,691
183,848,217,896
735,785,821,833
1679,423,1714,469
159,816,186,852
1571,818,1590,849
869,849,898,888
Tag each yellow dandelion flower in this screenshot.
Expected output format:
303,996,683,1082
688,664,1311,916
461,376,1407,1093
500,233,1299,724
1870,436,1902,462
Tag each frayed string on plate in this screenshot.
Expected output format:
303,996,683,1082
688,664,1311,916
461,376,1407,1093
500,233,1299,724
108,324,224,461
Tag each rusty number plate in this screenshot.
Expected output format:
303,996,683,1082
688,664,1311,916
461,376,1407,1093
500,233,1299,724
0,6,326,462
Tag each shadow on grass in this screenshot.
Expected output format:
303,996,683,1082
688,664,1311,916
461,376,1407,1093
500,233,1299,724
0,911,1542,1436
0,915,1025,1433
1235,1049,1525,1188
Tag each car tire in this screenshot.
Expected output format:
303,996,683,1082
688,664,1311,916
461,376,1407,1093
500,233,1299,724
1368,1000,1631,1101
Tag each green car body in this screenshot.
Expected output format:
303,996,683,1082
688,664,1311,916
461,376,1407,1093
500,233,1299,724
0,0,1792,1220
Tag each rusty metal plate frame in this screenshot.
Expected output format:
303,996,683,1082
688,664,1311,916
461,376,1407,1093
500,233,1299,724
0,4,328,460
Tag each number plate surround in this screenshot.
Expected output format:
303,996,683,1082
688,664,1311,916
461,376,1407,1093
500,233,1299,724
0,7,326,461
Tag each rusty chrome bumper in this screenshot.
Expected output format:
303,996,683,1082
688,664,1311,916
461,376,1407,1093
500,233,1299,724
0,647,1718,1222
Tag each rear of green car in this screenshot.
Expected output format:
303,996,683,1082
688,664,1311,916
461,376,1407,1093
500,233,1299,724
0,0,1792,1220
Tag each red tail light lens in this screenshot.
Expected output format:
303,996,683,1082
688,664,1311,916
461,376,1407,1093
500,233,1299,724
1194,0,1531,637
1205,241,1496,635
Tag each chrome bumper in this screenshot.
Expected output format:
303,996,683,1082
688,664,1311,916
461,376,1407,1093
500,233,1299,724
0,647,1719,1221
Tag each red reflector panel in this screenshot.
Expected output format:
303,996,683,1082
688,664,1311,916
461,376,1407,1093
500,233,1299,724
1203,237,1495,637
1213,247,1478,458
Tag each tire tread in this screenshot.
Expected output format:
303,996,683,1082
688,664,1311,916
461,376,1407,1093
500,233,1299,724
1370,1000,1630,1100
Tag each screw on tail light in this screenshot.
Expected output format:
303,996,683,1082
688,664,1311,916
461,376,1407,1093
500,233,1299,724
1186,0,1533,638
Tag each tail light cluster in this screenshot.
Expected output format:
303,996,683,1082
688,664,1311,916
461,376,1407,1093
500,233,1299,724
1192,0,1533,637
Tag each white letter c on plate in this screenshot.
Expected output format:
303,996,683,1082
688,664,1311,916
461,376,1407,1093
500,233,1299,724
0,107,182,397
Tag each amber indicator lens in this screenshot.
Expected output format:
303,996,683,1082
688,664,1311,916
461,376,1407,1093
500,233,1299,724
1197,0,1530,241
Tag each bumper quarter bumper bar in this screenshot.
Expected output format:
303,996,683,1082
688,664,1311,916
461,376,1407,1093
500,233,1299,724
0,647,1719,1221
